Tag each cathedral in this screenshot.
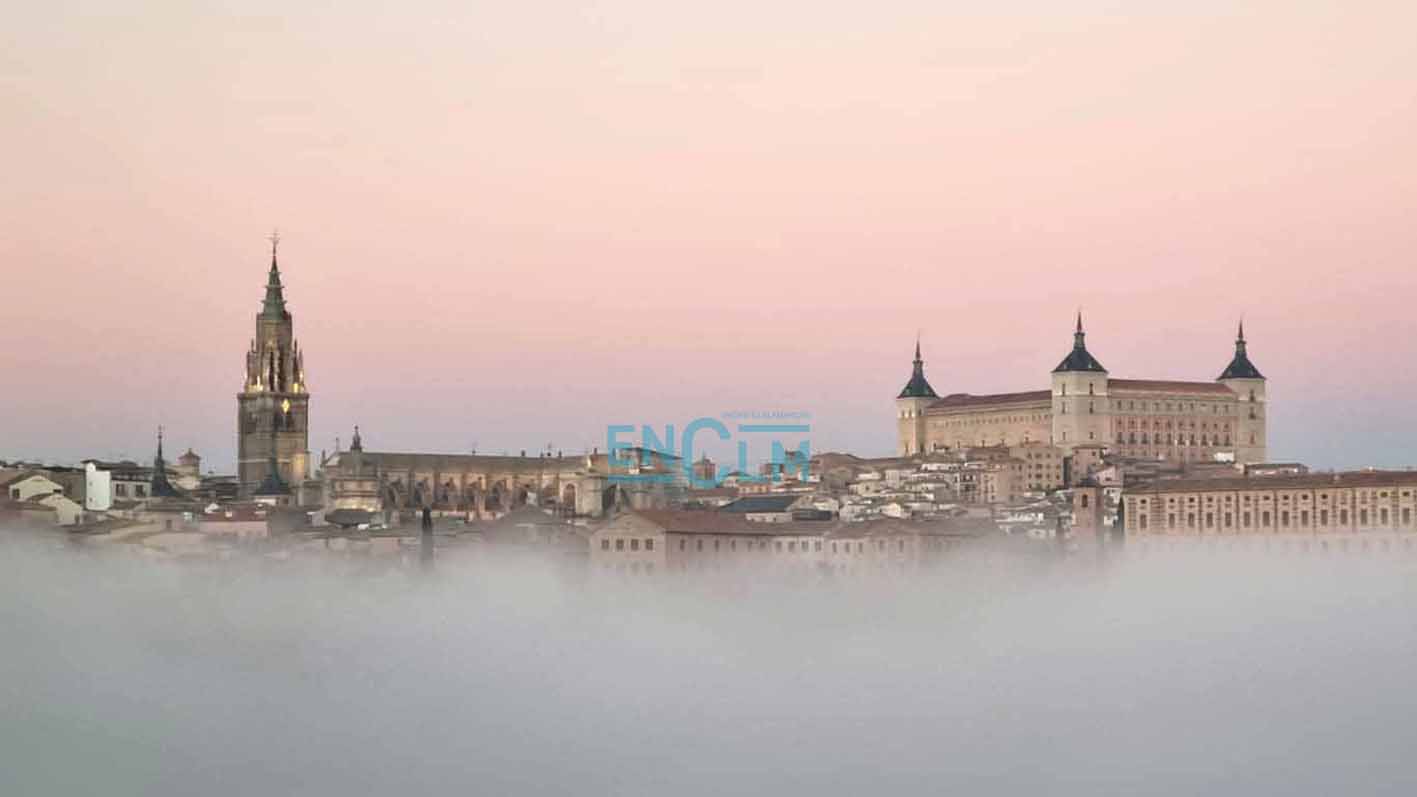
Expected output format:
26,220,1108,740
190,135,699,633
896,315,1268,464
233,239,683,518
236,237,311,498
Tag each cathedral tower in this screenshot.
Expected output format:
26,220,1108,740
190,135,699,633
1218,320,1267,464
1050,312,1109,452
896,339,938,456
237,235,311,497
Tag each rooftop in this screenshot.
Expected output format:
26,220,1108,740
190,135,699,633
1128,470,1417,495
930,390,1051,411
1108,379,1236,396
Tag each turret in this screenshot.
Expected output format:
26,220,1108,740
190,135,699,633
1218,320,1267,463
1050,312,1109,452
896,339,938,456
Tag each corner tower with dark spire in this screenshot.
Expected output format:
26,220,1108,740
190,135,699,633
237,233,311,498
1218,320,1267,463
896,339,939,456
1050,312,1109,452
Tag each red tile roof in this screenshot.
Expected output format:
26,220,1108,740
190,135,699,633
1107,379,1235,396
1129,470,1417,495
928,390,1051,411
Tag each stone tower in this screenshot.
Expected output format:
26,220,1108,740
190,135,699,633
896,339,938,456
1050,313,1109,453
237,237,310,497
1218,320,1267,464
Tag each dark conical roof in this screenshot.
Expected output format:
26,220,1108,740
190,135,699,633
897,339,938,399
1218,320,1264,380
1053,312,1107,373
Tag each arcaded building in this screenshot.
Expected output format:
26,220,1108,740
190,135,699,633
896,316,1267,464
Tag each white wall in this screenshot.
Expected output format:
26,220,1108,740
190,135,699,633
85,463,112,511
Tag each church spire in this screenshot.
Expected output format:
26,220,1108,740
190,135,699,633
260,230,289,320
150,426,183,499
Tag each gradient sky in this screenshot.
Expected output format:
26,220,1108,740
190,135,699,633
3,1,1415,471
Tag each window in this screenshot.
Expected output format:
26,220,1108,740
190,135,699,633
898,540,905,552
114,484,127,497
600,539,609,550
697,539,704,551
136,485,147,497
814,541,822,552
615,539,625,551
1262,511,1271,527
630,539,639,551
646,539,654,551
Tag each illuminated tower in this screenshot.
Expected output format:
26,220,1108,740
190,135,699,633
237,233,311,497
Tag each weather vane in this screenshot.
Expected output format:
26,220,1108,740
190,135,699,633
267,228,281,257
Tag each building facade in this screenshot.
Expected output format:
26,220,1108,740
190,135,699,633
897,316,1268,465
237,239,311,496
1122,471,1417,539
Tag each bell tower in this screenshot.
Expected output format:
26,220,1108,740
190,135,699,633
237,232,311,497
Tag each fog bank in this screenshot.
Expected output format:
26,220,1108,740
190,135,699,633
2,537,1414,796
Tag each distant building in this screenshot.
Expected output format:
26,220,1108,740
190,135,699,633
896,316,1268,464
319,429,684,522
1123,470,1417,538
590,509,985,575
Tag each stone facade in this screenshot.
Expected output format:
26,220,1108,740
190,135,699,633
320,436,685,522
1122,471,1417,538
897,316,1268,465
236,241,311,496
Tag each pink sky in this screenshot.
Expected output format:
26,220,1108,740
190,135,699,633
2,1,1415,471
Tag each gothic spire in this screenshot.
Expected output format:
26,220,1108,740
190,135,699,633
897,338,938,399
150,426,184,499
260,231,289,320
